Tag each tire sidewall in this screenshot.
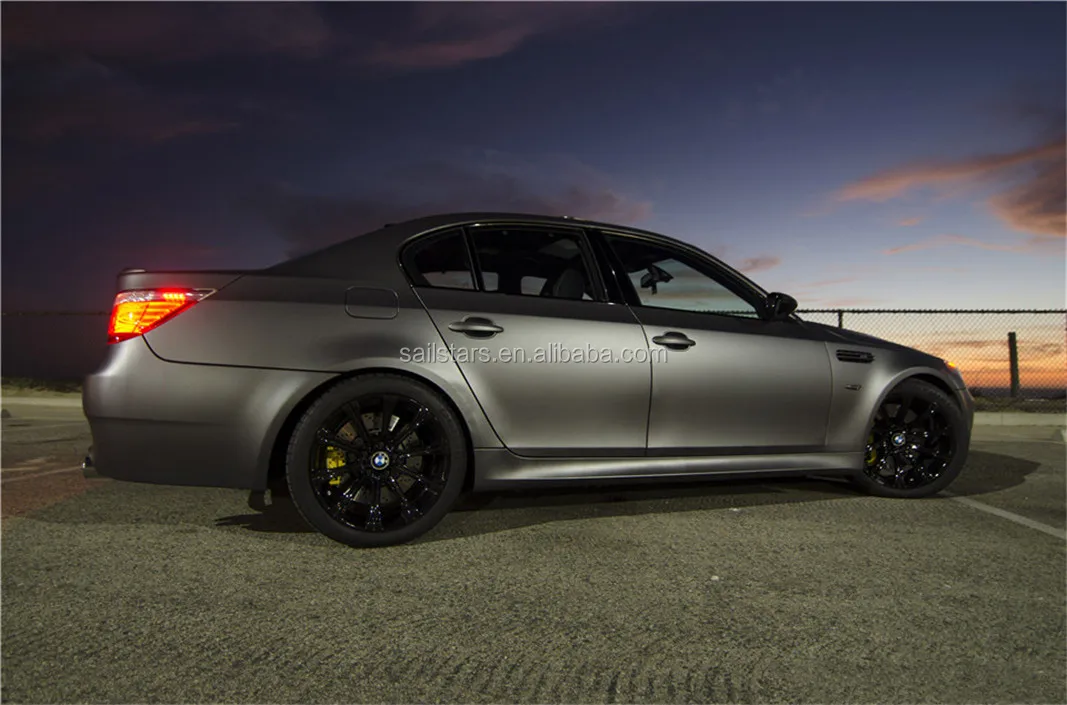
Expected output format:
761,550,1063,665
286,374,468,548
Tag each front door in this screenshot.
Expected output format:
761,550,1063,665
405,225,651,456
602,232,833,454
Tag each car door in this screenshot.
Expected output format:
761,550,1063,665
405,224,651,456
600,231,833,454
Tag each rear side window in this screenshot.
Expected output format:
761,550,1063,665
403,230,475,290
469,227,596,301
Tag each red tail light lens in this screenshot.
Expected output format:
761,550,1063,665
107,288,214,344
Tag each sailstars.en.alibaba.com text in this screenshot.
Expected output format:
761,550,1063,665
399,343,671,365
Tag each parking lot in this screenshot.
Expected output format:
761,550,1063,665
2,395,1064,704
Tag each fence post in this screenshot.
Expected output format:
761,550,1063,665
1007,331,1020,398
837,310,844,328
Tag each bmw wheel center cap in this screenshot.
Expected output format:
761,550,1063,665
371,451,391,470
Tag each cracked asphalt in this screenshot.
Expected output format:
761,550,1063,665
2,395,1064,704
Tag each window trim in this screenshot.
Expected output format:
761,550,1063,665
398,227,477,292
463,222,609,303
596,229,770,319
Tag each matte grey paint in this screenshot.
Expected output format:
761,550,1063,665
416,287,650,455
83,337,335,489
344,287,399,320
632,306,833,451
471,448,863,490
83,211,974,493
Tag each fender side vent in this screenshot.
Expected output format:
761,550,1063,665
837,349,874,364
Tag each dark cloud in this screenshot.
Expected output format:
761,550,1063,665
2,2,626,72
3,57,237,145
2,3,334,63
249,158,652,257
357,2,624,71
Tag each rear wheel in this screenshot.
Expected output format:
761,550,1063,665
286,374,467,547
853,379,968,498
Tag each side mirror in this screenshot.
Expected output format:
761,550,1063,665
763,292,798,321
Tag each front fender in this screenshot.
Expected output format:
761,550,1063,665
824,341,969,453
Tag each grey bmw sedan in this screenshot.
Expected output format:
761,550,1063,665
83,213,974,547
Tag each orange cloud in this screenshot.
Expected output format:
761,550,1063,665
837,138,1063,202
988,159,1066,237
802,277,858,288
898,217,923,227
736,255,781,274
837,136,1066,239
882,234,1040,255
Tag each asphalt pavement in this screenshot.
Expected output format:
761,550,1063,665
2,394,1064,703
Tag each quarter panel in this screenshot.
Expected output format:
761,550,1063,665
83,338,337,489
141,275,502,449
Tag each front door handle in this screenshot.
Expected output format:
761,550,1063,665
652,331,696,350
448,316,504,338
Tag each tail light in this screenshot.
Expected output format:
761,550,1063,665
107,288,215,344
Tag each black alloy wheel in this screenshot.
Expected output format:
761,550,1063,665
286,374,467,547
854,379,969,498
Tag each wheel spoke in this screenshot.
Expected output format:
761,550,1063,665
386,477,423,523
311,464,351,483
341,402,373,446
379,395,399,435
396,444,446,461
365,477,384,532
396,465,444,495
894,394,913,422
316,429,362,455
391,406,430,446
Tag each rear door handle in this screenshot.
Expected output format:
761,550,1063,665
448,316,504,338
651,331,696,350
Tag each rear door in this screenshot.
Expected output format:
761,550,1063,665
406,224,651,456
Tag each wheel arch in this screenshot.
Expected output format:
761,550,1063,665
858,368,963,448
263,367,478,492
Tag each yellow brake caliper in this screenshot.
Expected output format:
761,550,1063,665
326,446,347,485
865,433,878,466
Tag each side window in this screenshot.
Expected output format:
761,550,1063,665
403,230,475,290
605,235,760,318
469,227,596,301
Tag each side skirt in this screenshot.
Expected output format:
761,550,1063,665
471,448,863,491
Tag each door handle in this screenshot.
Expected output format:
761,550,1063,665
652,331,696,350
448,316,504,338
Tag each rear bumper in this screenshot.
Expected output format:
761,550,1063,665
83,338,337,490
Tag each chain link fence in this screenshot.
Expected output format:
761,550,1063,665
3,309,1065,412
797,309,1066,413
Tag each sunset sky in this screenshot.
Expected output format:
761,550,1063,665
3,1,1065,318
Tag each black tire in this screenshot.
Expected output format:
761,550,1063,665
853,379,969,498
285,373,468,548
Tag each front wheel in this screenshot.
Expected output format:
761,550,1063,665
853,379,969,498
285,374,468,548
